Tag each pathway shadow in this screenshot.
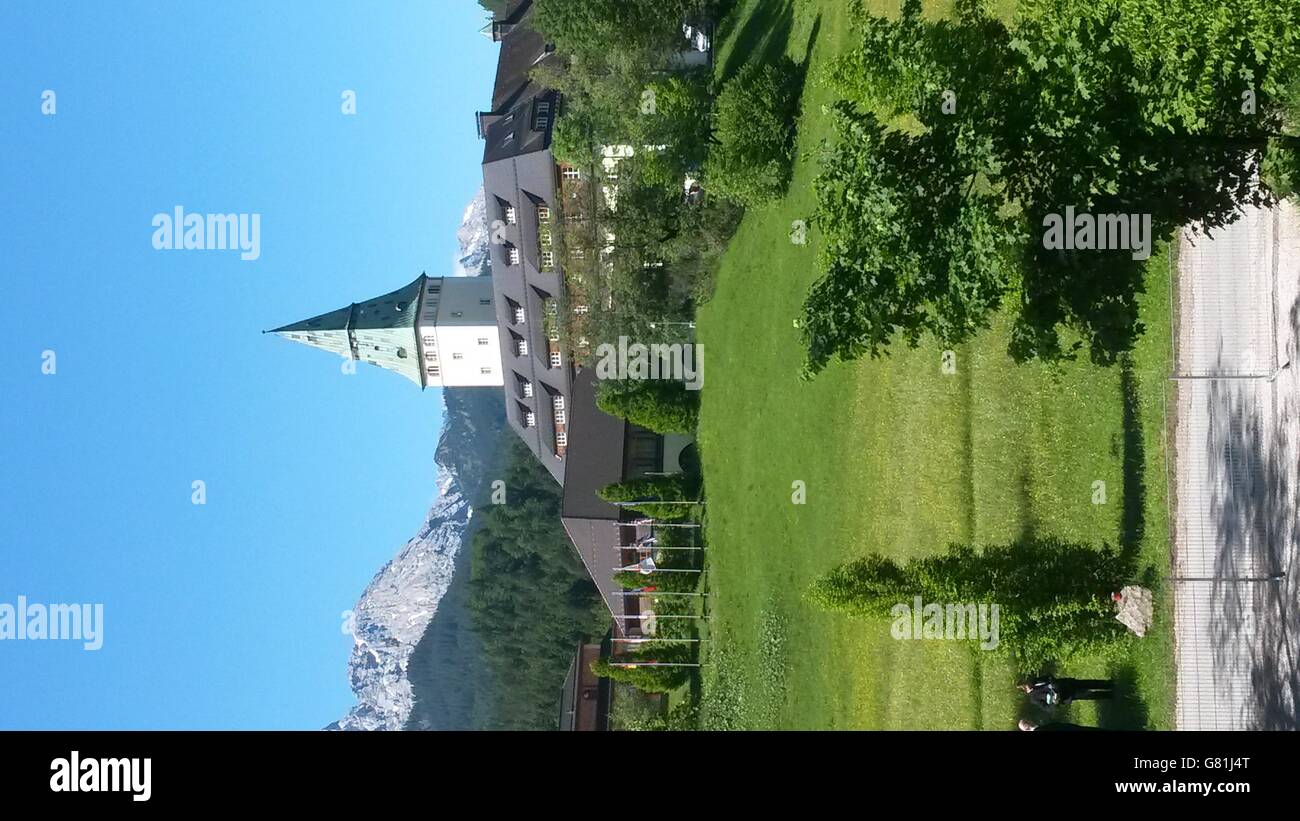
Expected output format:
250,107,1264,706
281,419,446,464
1197,361,1300,728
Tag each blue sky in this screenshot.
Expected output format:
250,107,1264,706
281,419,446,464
0,1,497,728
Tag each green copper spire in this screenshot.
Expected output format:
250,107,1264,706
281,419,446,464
267,274,428,387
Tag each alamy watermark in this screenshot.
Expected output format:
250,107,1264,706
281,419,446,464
595,336,703,390
151,205,261,261
0,596,103,650
1042,206,1152,261
890,596,1000,650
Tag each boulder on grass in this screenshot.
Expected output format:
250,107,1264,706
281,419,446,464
1114,585,1154,637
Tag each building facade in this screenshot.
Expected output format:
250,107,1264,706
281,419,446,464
477,0,572,483
266,273,504,389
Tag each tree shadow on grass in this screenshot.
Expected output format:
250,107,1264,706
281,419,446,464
1095,663,1149,729
717,0,794,84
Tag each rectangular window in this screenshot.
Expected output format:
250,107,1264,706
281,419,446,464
427,366,440,377
508,247,520,266
505,206,517,225
556,431,567,448
477,337,489,345
480,366,492,375
541,250,554,270
424,351,437,362
480,298,491,306
573,304,588,315
552,395,565,410
537,205,551,222
525,411,536,428
452,353,464,360
562,167,580,180
513,307,525,324
451,311,463,318
555,409,566,425
550,351,562,368
523,381,534,398
516,339,528,357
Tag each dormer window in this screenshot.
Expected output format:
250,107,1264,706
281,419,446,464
513,306,526,324
508,247,520,266
505,206,517,225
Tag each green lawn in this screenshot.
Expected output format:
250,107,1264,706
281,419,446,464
694,0,1175,729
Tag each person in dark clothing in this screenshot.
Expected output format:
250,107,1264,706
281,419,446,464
1018,719,1104,731
1020,675,1113,708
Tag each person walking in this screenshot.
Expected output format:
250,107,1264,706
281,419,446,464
1020,675,1114,708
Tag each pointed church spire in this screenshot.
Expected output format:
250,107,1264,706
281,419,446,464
268,273,504,389
267,275,428,387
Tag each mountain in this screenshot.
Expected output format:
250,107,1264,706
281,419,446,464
452,189,491,278
326,457,470,731
328,190,503,731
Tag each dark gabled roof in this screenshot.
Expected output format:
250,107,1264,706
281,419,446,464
561,368,627,522
490,1,552,114
560,368,633,620
481,92,555,164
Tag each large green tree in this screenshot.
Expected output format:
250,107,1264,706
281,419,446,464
533,0,699,62
801,0,1300,374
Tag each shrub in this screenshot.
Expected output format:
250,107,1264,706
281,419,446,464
809,538,1133,667
704,57,800,206
597,379,700,433
591,655,690,692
